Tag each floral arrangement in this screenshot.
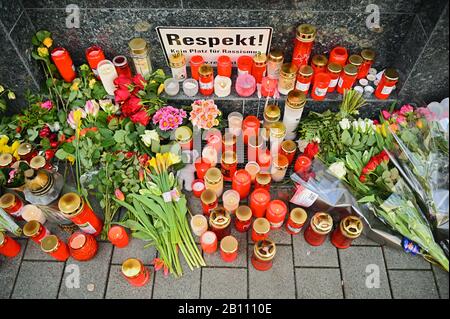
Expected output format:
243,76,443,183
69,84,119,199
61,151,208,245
0,84,16,114
189,99,221,130
152,106,187,131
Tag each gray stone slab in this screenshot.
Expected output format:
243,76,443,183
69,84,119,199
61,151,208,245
266,227,292,245
389,270,439,299
293,229,339,267
0,239,26,298
339,246,391,299
23,223,71,261
203,227,247,267
295,268,343,299
248,245,295,299
432,265,449,299
105,265,154,299
12,261,64,299
201,268,247,299
383,245,431,270
152,254,201,299
351,235,381,246
111,238,157,266
58,243,112,299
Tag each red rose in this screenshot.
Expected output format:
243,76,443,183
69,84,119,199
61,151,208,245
303,142,319,159
113,74,133,89
129,109,150,126
132,74,146,90
121,96,142,116
114,87,131,103
138,154,149,166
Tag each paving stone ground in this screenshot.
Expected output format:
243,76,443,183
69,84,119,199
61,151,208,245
0,191,448,299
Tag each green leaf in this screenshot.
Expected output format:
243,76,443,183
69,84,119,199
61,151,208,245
55,149,68,160
62,142,76,154
341,130,352,146
357,195,376,203
35,30,51,42
113,130,127,144
101,138,116,148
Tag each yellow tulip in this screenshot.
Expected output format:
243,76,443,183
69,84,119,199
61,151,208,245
0,135,10,145
43,37,53,48
157,83,164,95
89,78,96,89
71,79,80,91
67,155,75,165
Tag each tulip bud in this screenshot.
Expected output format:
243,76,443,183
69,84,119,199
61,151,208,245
115,189,125,201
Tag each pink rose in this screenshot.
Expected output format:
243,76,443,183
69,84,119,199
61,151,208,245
40,100,53,110
399,104,414,116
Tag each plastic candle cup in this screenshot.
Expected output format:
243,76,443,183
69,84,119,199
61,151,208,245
214,75,232,97
221,151,237,182
121,258,151,287
97,59,118,96
192,179,206,197
164,78,180,96
108,225,130,248
242,115,260,145
279,140,297,165
247,135,263,162
85,45,105,78
237,55,253,75
251,217,271,242
328,46,348,67
252,52,267,84
21,204,46,224
112,55,132,78
266,200,288,229
294,155,312,175
249,188,271,218
245,161,261,183
235,205,253,232
204,167,224,197
270,155,289,182
235,74,256,97
222,132,237,153
200,231,218,254
304,212,333,246
200,189,218,216
202,146,218,167
256,150,272,173
41,235,70,261
195,157,212,180
50,47,76,83
175,126,193,151
217,55,232,77
311,72,331,101
261,77,278,97
227,112,243,136
68,232,98,261
285,208,308,235
292,24,316,68
374,68,399,100
23,220,50,244
222,190,240,214
190,214,208,237
220,235,239,263
232,169,252,199
326,62,343,93
205,128,223,153
182,78,199,97
209,208,231,240
331,216,363,249
337,64,358,94
251,239,276,271
0,232,21,258
190,55,204,80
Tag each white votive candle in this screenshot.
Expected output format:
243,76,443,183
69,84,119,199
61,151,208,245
191,215,208,237
183,78,199,97
164,78,180,96
227,112,243,136
97,60,118,95
214,75,232,97
21,204,46,224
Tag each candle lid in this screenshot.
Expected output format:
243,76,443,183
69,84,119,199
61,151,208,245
169,51,186,68
290,208,307,224
236,205,252,221
25,170,52,193
264,104,281,121
383,68,399,81
198,64,213,76
0,232,5,246
0,193,16,208
348,54,363,66
205,168,222,185
128,38,148,55
69,232,87,249
222,151,237,165
220,235,238,253
41,235,59,253
200,189,217,204
253,52,267,65
222,133,237,146
327,62,343,74
112,55,128,67
58,192,83,216
281,140,297,153
311,212,333,235
286,90,306,109
254,239,276,261
312,55,328,67
209,207,231,229
175,126,193,143
280,63,298,77
253,217,270,234
121,258,142,278
273,155,289,169
298,65,313,77
23,220,42,237
296,24,317,42
17,143,33,156
340,215,363,239
361,49,375,61
256,172,271,185
268,49,284,62
343,64,358,76
0,153,13,166
201,231,217,244
30,155,46,170
268,122,286,138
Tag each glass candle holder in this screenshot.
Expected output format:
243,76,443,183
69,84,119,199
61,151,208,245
169,51,187,82
374,68,398,100
108,225,129,248
0,232,21,258
217,55,232,77
164,78,180,96
245,161,260,183
199,64,214,96
209,207,231,240
252,52,267,84
235,205,253,232
311,72,331,101
232,169,252,199
256,150,272,173
294,155,312,175
267,49,284,79
182,78,199,97
204,167,224,197
311,55,328,77
121,258,150,287
329,46,348,67
247,135,263,163
200,231,218,254
41,235,70,261
202,146,218,167
278,63,298,95
175,126,193,150
112,55,133,78
227,112,243,136
128,38,152,77
237,55,253,75
200,189,218,216
69,232,98,261
270,155,289,182
190,214,208,237
266,200,288,229
23,220,50,244
21,204,46,224
292,24,316,67
51,47,76,83
242,116,260,146
251,217,270,242
279,140,297,165
249,188,271,218
263,104,281,128
285,208,308,235
295,65,314,94
337,64,358,94
190,55,204,80
251,239,276,271
358,49,375,79
86,45,105,78
220,235,238,263
195,157,212,180
192,179,206,198
221,151,237,182
236,73,256,97
205,127,222,152
214,75,232,97
261,77,278,97
222,189,240,214
304,212,333,246
331,216,363,249
97,59,118,96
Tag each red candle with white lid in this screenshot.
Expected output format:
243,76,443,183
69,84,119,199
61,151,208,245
266,200,288,229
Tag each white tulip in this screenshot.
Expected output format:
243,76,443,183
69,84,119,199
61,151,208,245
328,162,347,180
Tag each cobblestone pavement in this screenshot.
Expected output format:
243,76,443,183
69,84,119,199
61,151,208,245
1,189,448,299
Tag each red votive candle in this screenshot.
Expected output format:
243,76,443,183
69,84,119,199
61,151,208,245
249,188,271,218
357,49,375,79
51,47,76,83
23,220,51,244
217,55,232,77
252,53,267,84
200,189,218,217
220,235,238,263
251,239,276,271
201,231,218,254
121,258,151,287
285,208,308,235
374,68,399,100
331,216,363,249
257,149,272,172
85,45,105,78
108,225,130,248
242,115,260,145
113,55,133,78
235,205,253,233
337,64,358,94
205,128,222,153
232,169,252,199
261,77,278,97
294,155,312,175
255,172,271,191
266,200,288,229
69,232,98,261
209,208,231,240
304,212,333,246
0,193,24,219
41,235,70,261
279,140,297,165
0,232,21,258
195,157,212,180
190,55,204,80
311,72,331,101
237,55,253,75
252,217,270,242
327,62,342,93
328,46,348,67
192,179,206,198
